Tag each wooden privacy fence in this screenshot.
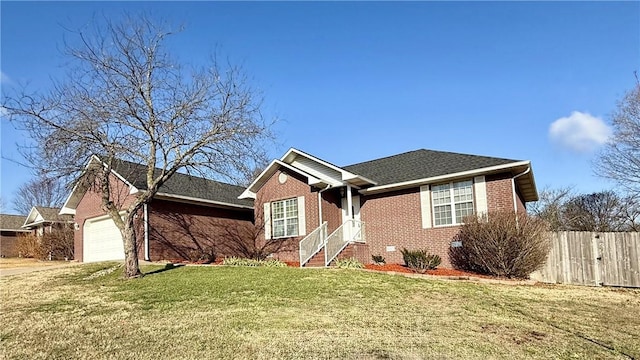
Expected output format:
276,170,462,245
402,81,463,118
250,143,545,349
531,231,640,288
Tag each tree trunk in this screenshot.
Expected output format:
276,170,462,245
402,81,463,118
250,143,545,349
123,214,142,278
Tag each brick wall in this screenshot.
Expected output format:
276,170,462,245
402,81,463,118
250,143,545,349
0,232,23,257
255,169,344,262
321,188,342,233
74,174,138,262
486,173,515,213
360,188,462,267
359,173,525,268
147,199,254,261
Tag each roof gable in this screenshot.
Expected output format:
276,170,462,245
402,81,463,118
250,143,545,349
23,207,73,228
61,157,253,214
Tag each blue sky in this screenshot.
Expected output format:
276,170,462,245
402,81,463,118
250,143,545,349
1,1,639,214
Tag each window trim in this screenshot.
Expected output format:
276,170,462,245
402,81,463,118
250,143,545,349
271,197,300,238
431,180,474,227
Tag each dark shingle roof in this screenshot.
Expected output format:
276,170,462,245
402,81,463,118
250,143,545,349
109,159,253,208
1,214,28,231
343,149,521,186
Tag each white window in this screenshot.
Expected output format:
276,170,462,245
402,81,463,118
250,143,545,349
272,198,299,238
432,180,474,226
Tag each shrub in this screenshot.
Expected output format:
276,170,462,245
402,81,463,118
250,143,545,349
371,254,386,265
15,233,46,259
222,257,287,267
185,248,216,264
449,211,550,279
400,248,441,273
15,228,74,260
334,257,364,269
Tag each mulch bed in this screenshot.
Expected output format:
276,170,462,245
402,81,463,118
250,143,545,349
165,259,494,279
364,263,488,277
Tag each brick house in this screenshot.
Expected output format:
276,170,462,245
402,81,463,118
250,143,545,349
61,156,255,263
0,214,30,257
240,148,538,267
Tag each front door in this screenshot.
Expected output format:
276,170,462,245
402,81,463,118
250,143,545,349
341,195,361,241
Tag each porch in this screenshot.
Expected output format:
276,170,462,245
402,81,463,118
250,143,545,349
299,219,366,267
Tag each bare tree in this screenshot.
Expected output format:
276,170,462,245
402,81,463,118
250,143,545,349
12,174,67,214
3,14,272,278
595,81,640,196
529,187,638,232
562,191,626,232
527,186,573,231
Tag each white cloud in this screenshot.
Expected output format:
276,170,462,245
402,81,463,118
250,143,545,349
0,106,7,118
549,111,611,153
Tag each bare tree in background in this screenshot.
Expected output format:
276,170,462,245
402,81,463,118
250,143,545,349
595,81,640,196
12,174,67,214
3,14,273,278
530,187,638,232
527,186,573,231
562,191,626,232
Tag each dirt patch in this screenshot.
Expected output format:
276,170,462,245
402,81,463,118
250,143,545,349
0,258,71,269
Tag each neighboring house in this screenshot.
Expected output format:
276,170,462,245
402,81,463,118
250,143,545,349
60,156,254,263
240,148,538,267
22,206,74,236
0,214,30,257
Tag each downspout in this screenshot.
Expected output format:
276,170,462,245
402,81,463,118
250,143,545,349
143,203,150,261
512,166,531,214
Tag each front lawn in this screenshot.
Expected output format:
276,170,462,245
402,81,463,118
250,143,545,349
1,263,638,359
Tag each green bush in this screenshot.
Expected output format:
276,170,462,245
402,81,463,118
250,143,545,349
449,211,550,278
222,257,287,267
400,248,441,273
371,254,386,265
334,257,364,269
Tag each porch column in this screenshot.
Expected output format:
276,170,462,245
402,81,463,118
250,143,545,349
346,185,353,241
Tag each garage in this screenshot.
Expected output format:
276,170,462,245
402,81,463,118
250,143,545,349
83,215,125,262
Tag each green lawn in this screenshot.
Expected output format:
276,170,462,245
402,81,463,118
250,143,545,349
1,263,639,359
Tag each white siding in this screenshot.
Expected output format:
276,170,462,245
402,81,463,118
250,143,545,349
297,196,306,236
420,185,432,228
263,202,271,239
474,175,488,217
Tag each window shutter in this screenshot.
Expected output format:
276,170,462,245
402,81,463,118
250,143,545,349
474,176,488,218
263,202,271,240
420,185,432,229
297,196,306,236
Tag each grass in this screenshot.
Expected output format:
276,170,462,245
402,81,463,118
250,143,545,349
1,263,639,359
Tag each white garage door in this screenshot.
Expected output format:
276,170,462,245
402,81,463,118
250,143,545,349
83,215,125,262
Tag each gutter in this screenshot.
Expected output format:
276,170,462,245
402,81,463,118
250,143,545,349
144,203,150,261
512,166,531,213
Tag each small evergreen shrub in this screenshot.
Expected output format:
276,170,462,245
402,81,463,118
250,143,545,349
371,254,386,265
334,257,364,269
400,248,441,273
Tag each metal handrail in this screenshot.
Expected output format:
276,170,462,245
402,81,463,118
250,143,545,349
324,220,365,266
298,222,328,267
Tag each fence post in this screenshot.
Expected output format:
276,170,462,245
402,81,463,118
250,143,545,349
592,233,602,287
